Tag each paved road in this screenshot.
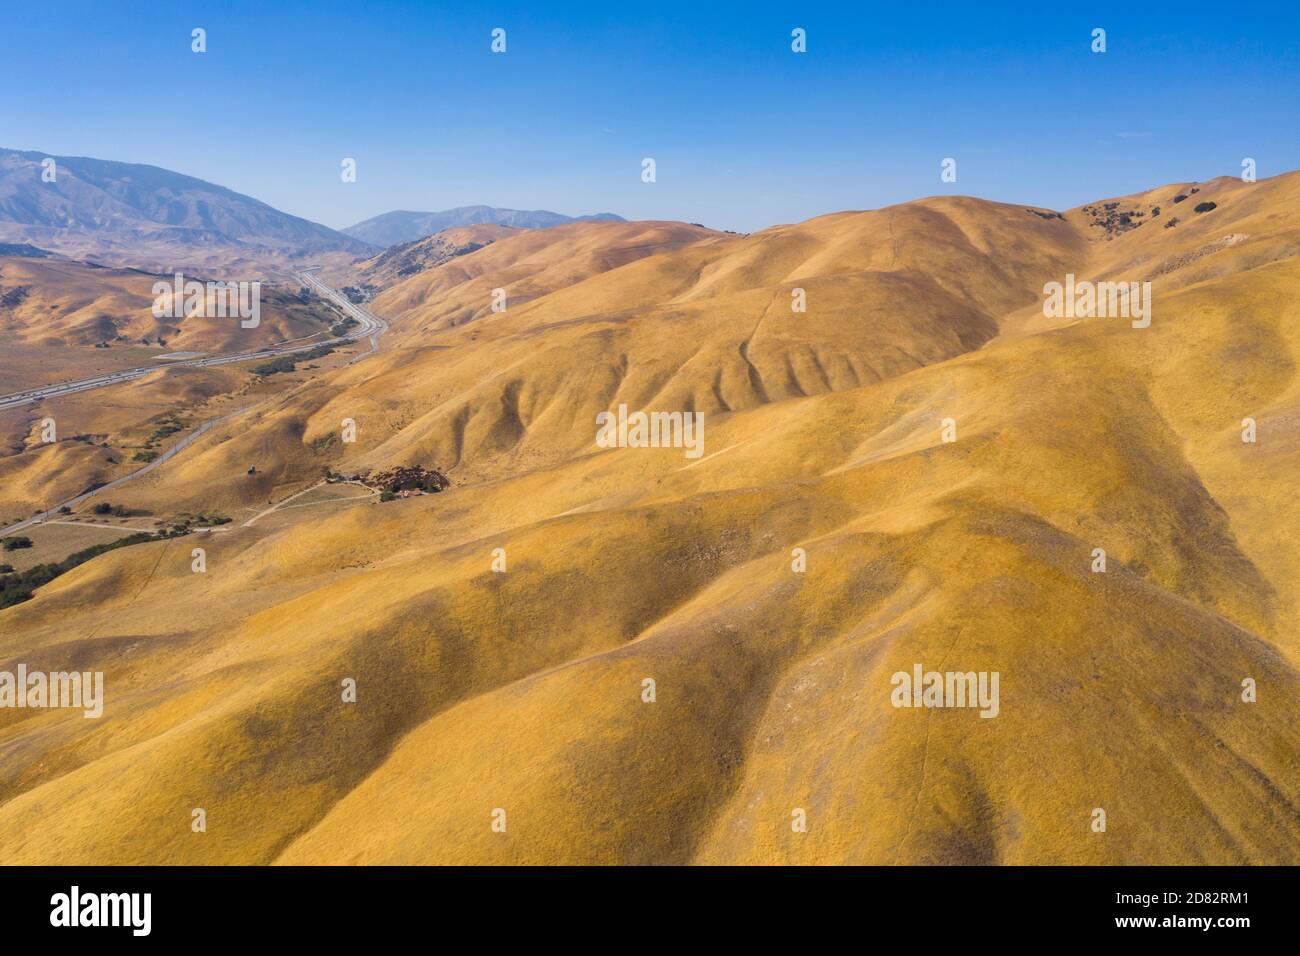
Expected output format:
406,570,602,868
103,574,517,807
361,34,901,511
294,267,388,359
0,403,262,538
0,272,391,539
0,270,387,411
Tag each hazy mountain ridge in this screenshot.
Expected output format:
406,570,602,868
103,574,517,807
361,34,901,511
358,224,521,289
0,148,374,266
343,205,625,247
0,242,54,259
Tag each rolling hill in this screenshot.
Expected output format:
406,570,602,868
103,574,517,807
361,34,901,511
343,206,625,247
357,224,521,289
0,172,1296,865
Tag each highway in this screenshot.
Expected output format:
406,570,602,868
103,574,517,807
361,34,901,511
0,271,390,538
0,403,261,537
0,270,387,411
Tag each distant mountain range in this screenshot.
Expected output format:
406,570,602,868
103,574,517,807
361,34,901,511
0,147,373,267
0,147,626,269
358,224,520,289
343,206,625,247
0,241,54,258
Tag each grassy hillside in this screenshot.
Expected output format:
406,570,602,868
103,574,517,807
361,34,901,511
0,173,1296,864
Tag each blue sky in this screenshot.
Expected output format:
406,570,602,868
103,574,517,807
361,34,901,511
3,1,1298,233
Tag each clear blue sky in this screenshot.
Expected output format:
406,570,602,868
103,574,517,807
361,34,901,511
3,1,1298,233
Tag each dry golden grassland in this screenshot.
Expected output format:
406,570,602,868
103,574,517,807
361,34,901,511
1,173,1297,864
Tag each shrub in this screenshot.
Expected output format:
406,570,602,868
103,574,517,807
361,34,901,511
1193,201,1217,214
3,536,34,551
92,502,113,515
0,532,157,609
252,344,336,377
252,355,298,376
150,421,184,440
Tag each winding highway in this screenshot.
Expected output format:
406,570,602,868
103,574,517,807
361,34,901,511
0,271,390,538
0,403,262,537
0,269,387,411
